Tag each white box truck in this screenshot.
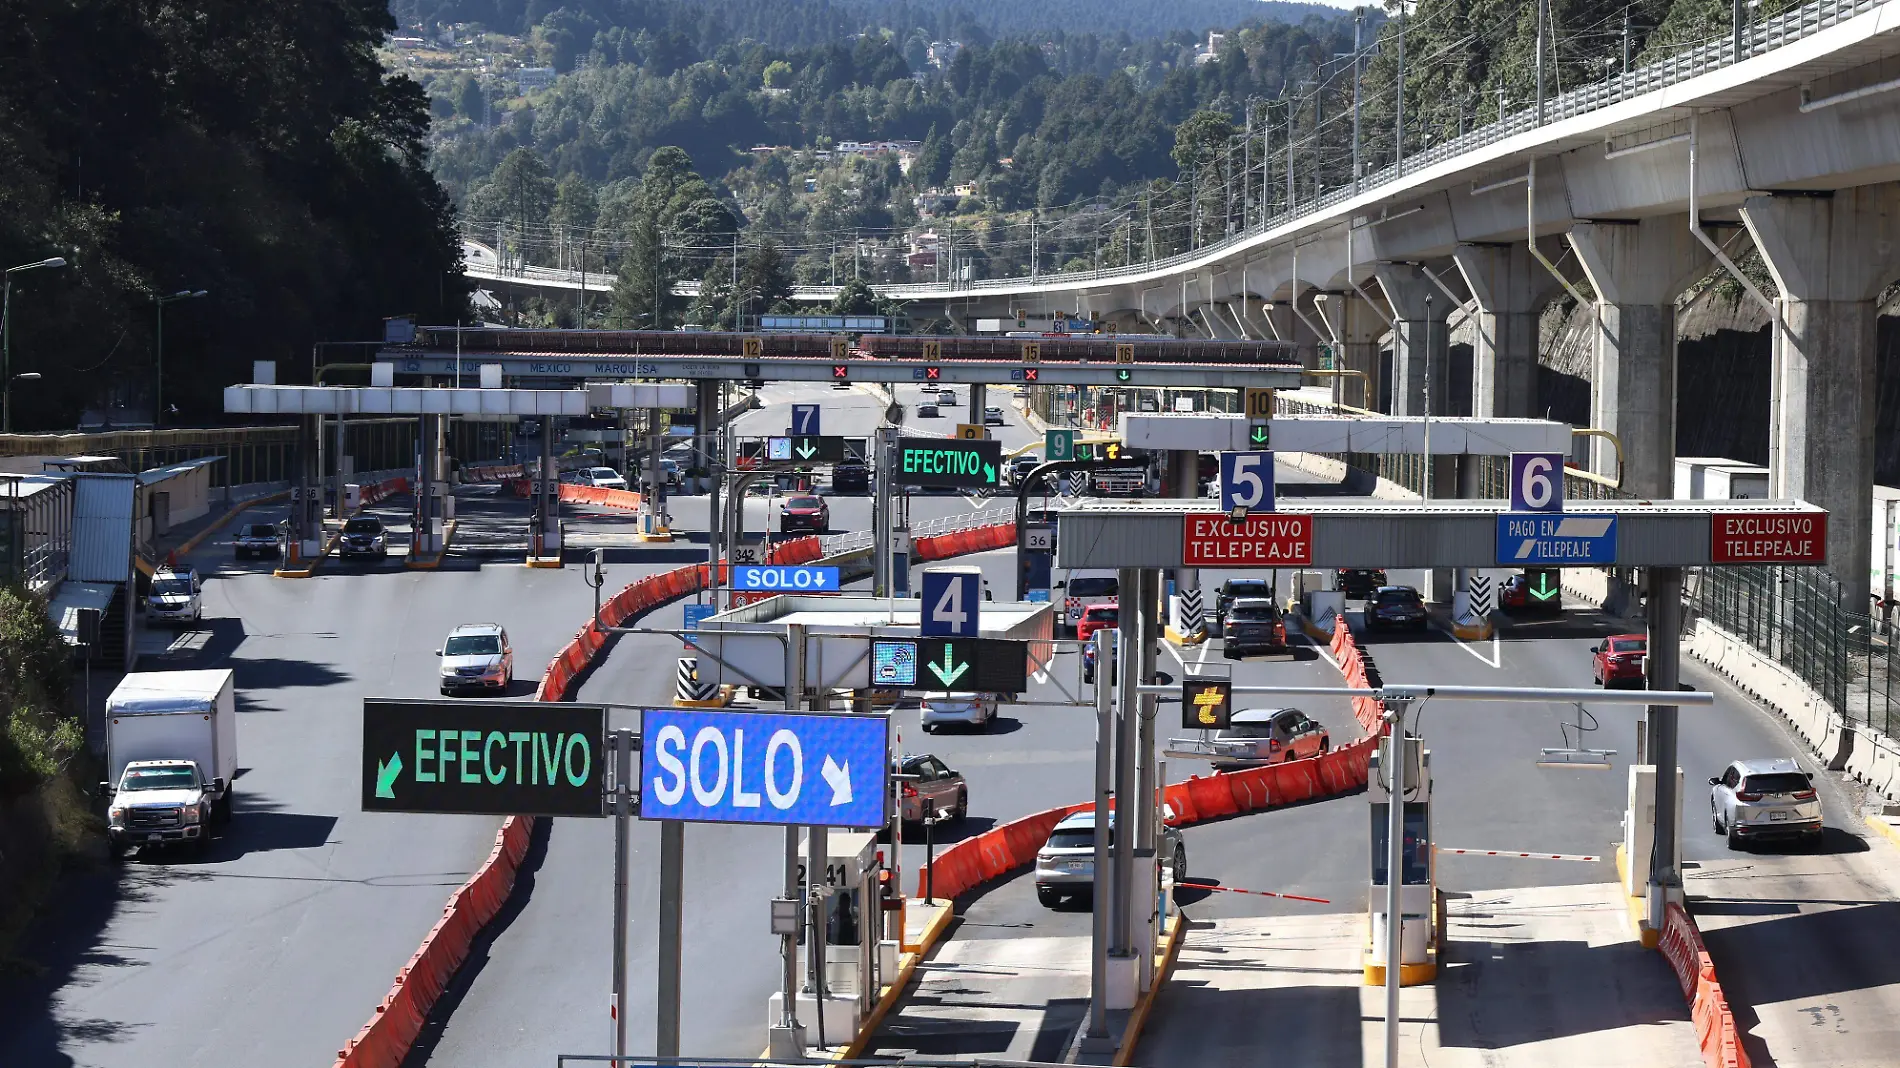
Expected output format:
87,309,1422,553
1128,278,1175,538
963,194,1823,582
101,669,238,857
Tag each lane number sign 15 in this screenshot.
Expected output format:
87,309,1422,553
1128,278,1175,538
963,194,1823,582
1509,452,1566,513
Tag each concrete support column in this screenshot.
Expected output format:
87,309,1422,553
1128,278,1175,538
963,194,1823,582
1567,218,1712,500
1314,292,1385,412
1375,265,1452,421
1742,186,1900,605
694,379,719,493
1169,450,1203,637
1452,242,1565,419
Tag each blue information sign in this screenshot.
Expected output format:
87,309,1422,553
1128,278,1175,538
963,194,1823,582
639,708,889,828
682,603,715,647
732,565,841,592
871,639,918,687
1219,451,1276,514
1495,513,1618,566
920,569,980,637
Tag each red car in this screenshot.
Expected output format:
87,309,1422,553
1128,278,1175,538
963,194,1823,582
1076,603,1118,644
779,495,830,534
1592,634,1648,687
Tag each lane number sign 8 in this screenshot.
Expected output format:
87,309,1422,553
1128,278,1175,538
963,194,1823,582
920,570,979,637
1509,452,1566,513
1219,451,1276,514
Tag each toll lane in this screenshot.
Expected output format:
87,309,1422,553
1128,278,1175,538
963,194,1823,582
0,505,609,1068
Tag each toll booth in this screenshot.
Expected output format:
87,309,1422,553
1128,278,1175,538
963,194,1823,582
1623,764,1683,899
770,830,886,1039
1368,735,1437,985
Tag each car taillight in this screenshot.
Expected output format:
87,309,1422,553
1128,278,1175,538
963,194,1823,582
902,784,918,798
1274,622,1286,642
1269,739,1281,750
1735,791,1764,802
1793,790,1816,801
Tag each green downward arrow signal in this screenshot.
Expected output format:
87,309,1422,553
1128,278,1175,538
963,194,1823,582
1250,426,1270,444
982,463,996,483
928,643,970,686
375,752,403,799
795,441,817,459
1530,573,1560,601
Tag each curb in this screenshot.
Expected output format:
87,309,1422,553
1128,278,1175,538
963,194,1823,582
1164,626,1208,646
525,556,564,568
1112,914,1187,1066
1451,617,1494,641
1613,844,1663,948
171,488,289,562
1865,813,1900,851
404,519,457,570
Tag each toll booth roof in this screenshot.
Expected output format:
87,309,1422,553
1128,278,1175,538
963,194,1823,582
701,595,1050,636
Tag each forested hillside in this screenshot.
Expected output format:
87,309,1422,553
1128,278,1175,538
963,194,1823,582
0,0,467,429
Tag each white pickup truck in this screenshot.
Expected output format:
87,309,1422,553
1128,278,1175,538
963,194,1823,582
100,669,237,858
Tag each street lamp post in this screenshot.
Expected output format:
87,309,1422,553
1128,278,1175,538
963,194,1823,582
155,289,208,428
3,258,68,433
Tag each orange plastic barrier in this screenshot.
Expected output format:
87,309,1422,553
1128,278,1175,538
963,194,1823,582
1186,773,1239,820
1658,903,1752,1068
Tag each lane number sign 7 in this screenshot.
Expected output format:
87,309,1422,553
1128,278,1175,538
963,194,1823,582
1220,451,1276,514
791,404,821,436
1509,452,1565,513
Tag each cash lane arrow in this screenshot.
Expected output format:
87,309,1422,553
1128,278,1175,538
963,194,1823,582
1531,573,1560,601
795,440,817,459
928,643,970,686
375,752,403,799
982,462,996,483
1250,426,1270,444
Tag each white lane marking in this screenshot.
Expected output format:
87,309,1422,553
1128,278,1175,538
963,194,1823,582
1437,847,1603,862
1432,618,1503,669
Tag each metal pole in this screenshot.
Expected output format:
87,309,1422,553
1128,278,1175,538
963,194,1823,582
1395,5,1407,176
2,276,11,434
1087,628,1115,1040
1646,566,1684,930
1136,568,1161,985
1383,710,1406,1068
611,727,633,1062
155,299,164,429
1623,6,1632,74
657,796,683,1057
1112,566,1140,954
1352,10,1363,192
1423,292,1434,499
774,624,807,1051
1535,0,1547,125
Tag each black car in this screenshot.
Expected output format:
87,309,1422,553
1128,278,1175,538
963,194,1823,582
1336,569,1388,599
831,464,870,494
338,516,389,559
233,522,282,559
1009,455,1046,487
1366,586,1427,631
1222,599,1291,659
1212,578,1275,636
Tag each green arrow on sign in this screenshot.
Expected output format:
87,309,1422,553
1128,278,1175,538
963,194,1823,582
1531,573,1560,602
795,440,817,460
375,752,403,799
928,643,970,686
982,462,996,483
1250,425,1270,445
1116,369,1132,382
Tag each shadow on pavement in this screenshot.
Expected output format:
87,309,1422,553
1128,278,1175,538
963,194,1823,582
1435,934,1690,1048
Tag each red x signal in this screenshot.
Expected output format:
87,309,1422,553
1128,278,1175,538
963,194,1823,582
831,366,849,379
924,366,941,380
1023,368,1039,382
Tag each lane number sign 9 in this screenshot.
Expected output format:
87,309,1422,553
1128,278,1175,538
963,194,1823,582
1509,452,1566,513
1219,451,1276,514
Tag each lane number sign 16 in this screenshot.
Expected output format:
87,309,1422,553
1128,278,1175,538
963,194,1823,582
1509,452,1566,513
1219,451,1276,514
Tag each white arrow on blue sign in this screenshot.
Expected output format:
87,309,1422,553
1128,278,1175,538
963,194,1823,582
732,565,841,592
638,708,889,828
920,569,980,637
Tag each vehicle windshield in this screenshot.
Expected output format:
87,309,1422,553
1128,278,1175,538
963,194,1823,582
1609,638,1647,654
1375,589,1419,604
243,524,277,537
122,766,198,791
152,579,194,597
444,634,501,656
786,497,822,510
1069,577,1117,598
1228,605,1279,622
1219,724,1277,740
590,468,621,480
1225,582,1272,598
1084,608,1117,623
1742,772,1811,794
343,518,382,534
1047,828,1109,850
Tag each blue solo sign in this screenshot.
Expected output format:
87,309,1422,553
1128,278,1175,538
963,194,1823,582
732,565,841,592
639,708,889,828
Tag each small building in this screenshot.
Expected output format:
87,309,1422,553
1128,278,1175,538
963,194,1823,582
514,67,556,93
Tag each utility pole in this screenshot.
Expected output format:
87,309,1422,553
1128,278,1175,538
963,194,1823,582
1536,0,1547,125
732,236,742,331
1396,4,1407,175
1263,105,1272,221
1623,6,1633,74
1243,105,1253,228
1286,92,1297,209
1353,9,1364,192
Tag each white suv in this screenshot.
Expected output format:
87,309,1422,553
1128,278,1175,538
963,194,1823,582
147,567,202,626
437,623,514,695
1710,757,1823,849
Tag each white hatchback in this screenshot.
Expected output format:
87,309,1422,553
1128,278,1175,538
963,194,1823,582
921,692,998,732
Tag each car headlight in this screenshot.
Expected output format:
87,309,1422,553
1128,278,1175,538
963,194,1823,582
483,664,505,676
181,805,202,825
108,805,125,826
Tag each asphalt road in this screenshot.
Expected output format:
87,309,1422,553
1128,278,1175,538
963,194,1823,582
0,499,647,1068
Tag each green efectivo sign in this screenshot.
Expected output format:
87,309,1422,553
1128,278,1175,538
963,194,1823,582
361,699,607,817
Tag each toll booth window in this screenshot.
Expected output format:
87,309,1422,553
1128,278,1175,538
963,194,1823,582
826,887,859,945
1370,803,1431,885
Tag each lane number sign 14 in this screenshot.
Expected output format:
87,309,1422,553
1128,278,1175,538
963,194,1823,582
1509,452,1566,513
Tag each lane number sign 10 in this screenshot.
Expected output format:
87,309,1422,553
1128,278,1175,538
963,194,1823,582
1219,451,1276,514
1509,452,1566,513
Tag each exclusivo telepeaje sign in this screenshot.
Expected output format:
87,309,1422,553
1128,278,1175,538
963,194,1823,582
1181,513,1313,567
1709,511,1828,564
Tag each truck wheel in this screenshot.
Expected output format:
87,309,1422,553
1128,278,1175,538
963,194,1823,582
215,789,234,825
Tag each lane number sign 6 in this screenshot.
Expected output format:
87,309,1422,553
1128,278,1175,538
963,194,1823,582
1509,452,1565,513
